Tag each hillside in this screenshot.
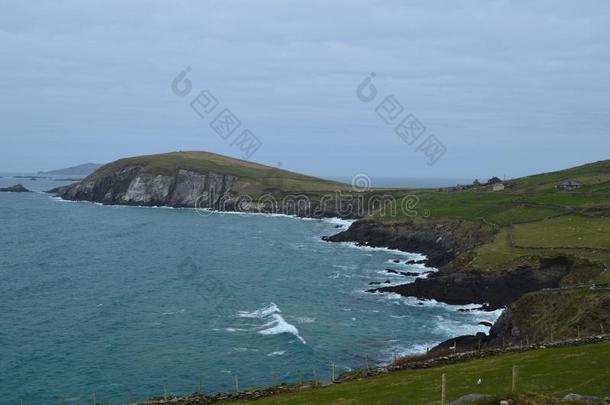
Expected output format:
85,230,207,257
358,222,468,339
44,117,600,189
232,340,610,405
329,158,610,348
48,151,357,217
38,162,103,176
87,151,349,194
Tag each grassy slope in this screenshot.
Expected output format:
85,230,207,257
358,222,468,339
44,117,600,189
88,151,351,195
374,160,610,273
368,159,610,346
230,341,610,405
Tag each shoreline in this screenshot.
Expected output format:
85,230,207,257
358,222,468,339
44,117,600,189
45,192,506,386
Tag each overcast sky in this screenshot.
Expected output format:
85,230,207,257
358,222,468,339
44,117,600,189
1,0,609,179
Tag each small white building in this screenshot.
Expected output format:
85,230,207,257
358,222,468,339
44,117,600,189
492,183,505,191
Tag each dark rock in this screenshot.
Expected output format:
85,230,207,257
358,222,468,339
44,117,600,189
406,259,427,265
0,184,30,192
369,281,381,285
478,321,493,327
400,271,420,277
431,332,489,353
325,218,495,268
385,269,400,274
384,279,391,284
371,256,573,310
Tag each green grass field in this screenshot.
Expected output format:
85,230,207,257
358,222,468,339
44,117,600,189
512,215,610,250
229,341,610,404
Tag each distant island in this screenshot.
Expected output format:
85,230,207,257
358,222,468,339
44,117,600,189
0,184,30,192
38,162,103,176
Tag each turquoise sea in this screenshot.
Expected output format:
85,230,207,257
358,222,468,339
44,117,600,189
0,176,500,404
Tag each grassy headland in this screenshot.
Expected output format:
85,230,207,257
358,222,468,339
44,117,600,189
88,151,351,196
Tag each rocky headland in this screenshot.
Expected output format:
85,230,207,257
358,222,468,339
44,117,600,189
48,151,364,219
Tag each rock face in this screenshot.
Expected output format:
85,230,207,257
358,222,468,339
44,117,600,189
323,218,496,268
0,184,30,192
372,256,573,310
50,166,238,209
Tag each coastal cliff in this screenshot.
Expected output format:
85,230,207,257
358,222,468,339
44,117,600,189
51,166,238,208
323,218,496,268
48,151,363,218
373,255,573,310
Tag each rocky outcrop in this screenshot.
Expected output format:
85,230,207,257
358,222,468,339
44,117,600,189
372,256,574,310
50,166,238,209
0,184,30,192
487,286,610,346
323,218,496,268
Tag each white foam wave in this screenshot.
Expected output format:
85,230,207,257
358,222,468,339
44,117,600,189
322,217,354,229
337,241,429,260
266,350,286,357
293,316,316,324
237,303,280,319
237,303,307,344
225,327,247,332
259,313,307,344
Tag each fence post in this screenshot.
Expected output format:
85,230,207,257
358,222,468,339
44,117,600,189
441,373,447,405
92,391,96,405
234,375,239,393
312,369,318,385
601,323,605,334
512,365,519,393
365,354,369,371
298,370,302,385
164,385,168,400
331,362,336,382
272,372,277,386
60,396,65,405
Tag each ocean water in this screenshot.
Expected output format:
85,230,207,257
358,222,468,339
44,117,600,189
0,176,500,404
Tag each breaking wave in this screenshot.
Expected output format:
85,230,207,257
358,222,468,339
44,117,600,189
237,303,307,344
